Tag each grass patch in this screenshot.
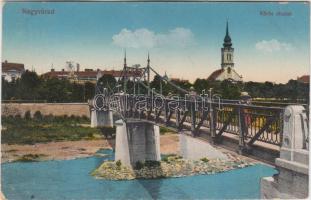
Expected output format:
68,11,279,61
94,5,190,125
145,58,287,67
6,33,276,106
160,126,176,135
200,157,209,163
161,154,182,163
1,116,102,145
4,149,18,153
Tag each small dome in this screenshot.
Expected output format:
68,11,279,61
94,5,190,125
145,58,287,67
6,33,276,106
223,35,232,47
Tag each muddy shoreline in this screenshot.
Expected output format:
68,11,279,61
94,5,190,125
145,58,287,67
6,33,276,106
1,134,180,163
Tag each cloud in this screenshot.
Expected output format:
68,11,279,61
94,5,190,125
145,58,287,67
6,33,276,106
112,27,195,48
255,39,293,52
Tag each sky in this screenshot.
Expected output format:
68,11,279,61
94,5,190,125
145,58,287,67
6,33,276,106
2,2,310,83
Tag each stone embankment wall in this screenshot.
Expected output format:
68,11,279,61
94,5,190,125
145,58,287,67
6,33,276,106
1,103,90,118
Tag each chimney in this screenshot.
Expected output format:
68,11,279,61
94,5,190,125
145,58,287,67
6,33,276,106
62,69,65,72
76,63,80,72
4,60,8,63
51,68,55,72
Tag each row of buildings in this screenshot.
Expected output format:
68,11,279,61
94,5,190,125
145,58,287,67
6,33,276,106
2,22,309,84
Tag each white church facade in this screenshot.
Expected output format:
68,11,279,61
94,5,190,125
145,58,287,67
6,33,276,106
207,22,243,82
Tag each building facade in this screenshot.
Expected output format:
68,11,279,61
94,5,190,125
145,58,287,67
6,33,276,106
1,60,25,82
208,22,243,82
41,68,142,83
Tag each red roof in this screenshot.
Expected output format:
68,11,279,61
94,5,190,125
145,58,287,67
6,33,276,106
2,61,25,72
207,69,224,81
297,75,310,84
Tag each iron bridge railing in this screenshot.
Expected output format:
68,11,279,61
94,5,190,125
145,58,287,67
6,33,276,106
92,93,284,148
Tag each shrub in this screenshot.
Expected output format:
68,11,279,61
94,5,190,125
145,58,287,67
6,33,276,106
135,161,144,170
44,114,54,122
81,115,89,122
33,111,43,120
161,154,177,162
200,157,209,163
116,160,122,167
15,154,46,162
162,157,169,162
14,114,22,119
69,115,77,121
99,127,116,138
24,111,31,120
144,160,160,168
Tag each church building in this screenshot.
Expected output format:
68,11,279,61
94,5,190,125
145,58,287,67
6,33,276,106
207,22,243,82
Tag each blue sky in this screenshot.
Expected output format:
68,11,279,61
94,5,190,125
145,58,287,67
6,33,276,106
2,2,310,83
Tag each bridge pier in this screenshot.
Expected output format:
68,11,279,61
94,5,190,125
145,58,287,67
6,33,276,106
180,131,228,160
115,120,161,167
261,105,309,199
90,109,113,128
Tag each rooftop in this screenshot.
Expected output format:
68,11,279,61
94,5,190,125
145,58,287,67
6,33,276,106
2,60,25,72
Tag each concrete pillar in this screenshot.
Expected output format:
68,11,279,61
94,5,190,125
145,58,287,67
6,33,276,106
179,132,228,160
115,120,161,167
90,109,113,128
261,105,309,199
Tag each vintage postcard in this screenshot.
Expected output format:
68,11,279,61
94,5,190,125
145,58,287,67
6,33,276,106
1,1,309,199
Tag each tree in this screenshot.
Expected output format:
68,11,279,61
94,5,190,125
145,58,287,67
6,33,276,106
150,74,161,91
16,70,41,100
193,78,209,93
220,80,241,99
97,74,117,92
2,77,18,100
84,81,95,101
38,78,72,102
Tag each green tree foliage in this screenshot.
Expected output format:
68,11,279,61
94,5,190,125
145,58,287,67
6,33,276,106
193,79,209,93
2,78,18,100
1,70,309,102
150,74,162,91
220,80,241,99
17,70,41,100
33,111,43,121
24,110,31,120
244,80,309,102
84,81,95,100
97,74,117,92
2,72,96,103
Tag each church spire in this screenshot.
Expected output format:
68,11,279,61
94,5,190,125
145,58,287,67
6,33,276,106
223,20,232,48
226,20,229,37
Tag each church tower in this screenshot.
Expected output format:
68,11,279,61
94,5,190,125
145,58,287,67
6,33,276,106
221,21,234,69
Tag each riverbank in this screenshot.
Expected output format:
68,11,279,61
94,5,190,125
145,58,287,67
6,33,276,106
1,134,179,163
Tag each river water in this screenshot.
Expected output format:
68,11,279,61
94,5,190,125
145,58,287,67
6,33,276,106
2,149,277,199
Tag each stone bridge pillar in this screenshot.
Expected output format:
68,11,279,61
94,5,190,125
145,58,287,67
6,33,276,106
90,109,113,128
114,120,161,167
261,105,309,199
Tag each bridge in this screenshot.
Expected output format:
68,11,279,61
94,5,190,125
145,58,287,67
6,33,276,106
89,55,309,198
